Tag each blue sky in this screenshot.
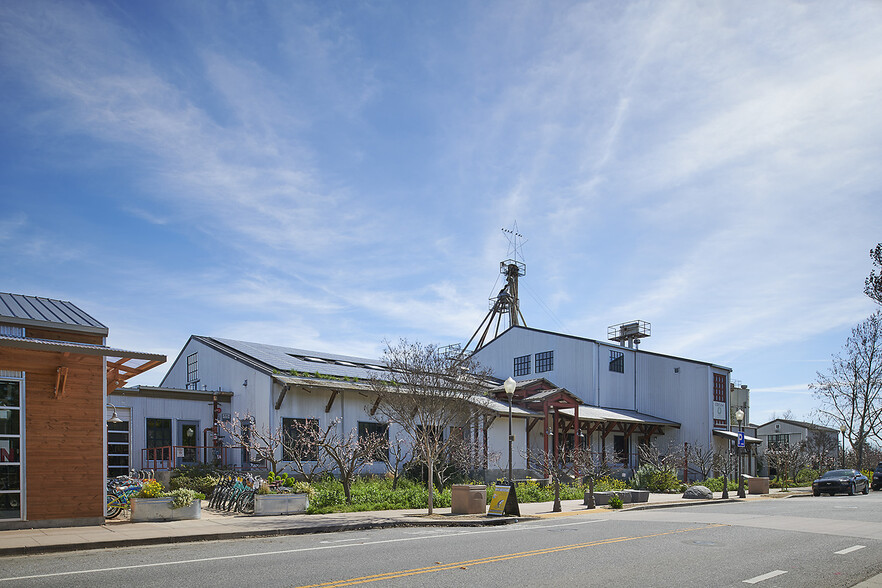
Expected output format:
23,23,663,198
2,1,880,425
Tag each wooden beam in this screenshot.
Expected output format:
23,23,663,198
274,384,289,410
369,396,381,417
623,423,639,438
54,366,68,398
325,390,339,413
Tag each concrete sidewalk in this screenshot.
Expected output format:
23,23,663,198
0,488,805,557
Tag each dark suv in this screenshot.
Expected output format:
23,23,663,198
873,463,882,491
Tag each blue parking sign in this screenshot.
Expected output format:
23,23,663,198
737,432,745,447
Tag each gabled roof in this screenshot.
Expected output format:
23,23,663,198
196,336,387,380
481,325,732,372
757,418,839,433
0,292,108,336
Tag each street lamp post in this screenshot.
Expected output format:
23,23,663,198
840,424,847,468
735,408,745,498
504,377,517,484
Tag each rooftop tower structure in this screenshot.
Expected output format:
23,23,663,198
464,224,527,353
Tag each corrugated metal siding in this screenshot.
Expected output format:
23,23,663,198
474,327,732,451
0,293,107,332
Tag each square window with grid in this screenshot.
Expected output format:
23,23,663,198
609,350,624,373
535,350,553,373
514,354,531,376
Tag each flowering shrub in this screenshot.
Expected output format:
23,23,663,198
137,480,164,498
608,494,624,509
135,480,204,508
167,488,205,509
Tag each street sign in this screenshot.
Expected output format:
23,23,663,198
737,432,745,448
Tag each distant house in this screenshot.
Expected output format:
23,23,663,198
755,418,841,475
0,293,164,529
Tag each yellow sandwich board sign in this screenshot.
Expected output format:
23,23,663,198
488,484,520,516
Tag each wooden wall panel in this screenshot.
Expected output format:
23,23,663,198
0,346,104,521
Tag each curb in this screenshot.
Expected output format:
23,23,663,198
0,516,520,558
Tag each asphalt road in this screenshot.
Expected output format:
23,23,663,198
2,493,882,587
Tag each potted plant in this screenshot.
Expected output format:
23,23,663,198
253,474,311,516
130,480,204,522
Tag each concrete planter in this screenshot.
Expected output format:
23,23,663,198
585,490,648,506
253,493,309,516
628,490,650,503
131,497,201,522
587,491,634,506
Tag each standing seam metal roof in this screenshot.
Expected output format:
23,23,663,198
209,337,387,380
0,292,107,334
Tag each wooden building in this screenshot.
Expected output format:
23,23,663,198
0,293,164,529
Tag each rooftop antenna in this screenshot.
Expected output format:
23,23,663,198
463,223,528,354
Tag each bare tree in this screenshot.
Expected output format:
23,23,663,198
638,440,684,472
281,419,330,483
306,418,388,504
765,441,808,490
219,414,287,474
522,445,571,512
573,448,616,509
383,431,412,491
804,429,838,471
811,312,882,469
368,339,494,514
685,442,716,481
866,243,882,305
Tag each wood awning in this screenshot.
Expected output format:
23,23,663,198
0,333,166,390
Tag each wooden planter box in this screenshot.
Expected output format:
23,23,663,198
253,493,309,516
131,498,201,522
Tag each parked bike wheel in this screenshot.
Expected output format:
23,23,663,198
106,492,123,519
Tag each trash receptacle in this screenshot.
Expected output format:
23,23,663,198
747,476,769,494
451,485,487,514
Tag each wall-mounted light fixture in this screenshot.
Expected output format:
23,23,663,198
106,403,123,424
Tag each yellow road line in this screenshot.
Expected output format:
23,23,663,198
296,524,724,587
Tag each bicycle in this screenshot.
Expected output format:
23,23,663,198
106,472,151,519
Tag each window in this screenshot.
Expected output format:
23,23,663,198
282,418,319,461
107,420,130,478
358,421,389,461
186,353,198,390
767,434,789,449
146,418,172,462
0,379,22,520
535,351,554,373
609,350,624,373
514,354,531,377
712,373,727,427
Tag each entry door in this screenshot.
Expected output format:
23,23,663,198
178,421,199,465
613,435,629,466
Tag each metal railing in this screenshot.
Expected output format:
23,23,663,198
141,445,241,471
